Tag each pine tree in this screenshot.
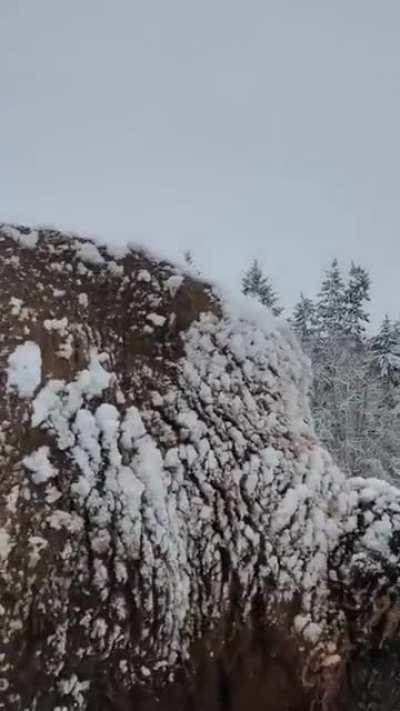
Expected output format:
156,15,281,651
315,259,347,338
289,260,400,485
363,316,400,481
183,249,201,276
292,293,315,342
373,315,396,355
345,262,370,341
241,259,283,316
305,260,374,478
372,315,400,383
184,250,194,267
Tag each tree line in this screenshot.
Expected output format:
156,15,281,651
241,257,400,483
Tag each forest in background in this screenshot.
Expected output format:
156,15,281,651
187,251,400,483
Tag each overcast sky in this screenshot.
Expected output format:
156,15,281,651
1,1,400,325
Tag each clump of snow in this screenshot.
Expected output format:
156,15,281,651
120,406,146,449
10,297,23,316
77,353,112,398
31,352,112,441
44,317,69,335
6,341,42,398
108,261,124,277
31,379,67,430
78,293,89,308
2,225,39,249
105,243,129,260
23,446,58,484
137,269,151,283
147,313,166,327
0,529,13,561
164,275,184,297
218,286,278,334
74,241,105,266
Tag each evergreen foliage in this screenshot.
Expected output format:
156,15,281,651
316,259,347,338
241,259,283,316
292,293,316,341
290,260,400,484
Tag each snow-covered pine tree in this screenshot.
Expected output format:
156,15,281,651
183,249,202,277
292,293,316,342
241,259,283,316
304,260,376,478
359,317,400,482
372,314,400,357
290,260,400,485
345,262,370,342
372,315,400,384
315,259,347,339
184,250,194,267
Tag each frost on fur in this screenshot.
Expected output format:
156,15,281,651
1,224,400,710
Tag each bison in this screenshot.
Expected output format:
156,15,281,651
0,224,400,710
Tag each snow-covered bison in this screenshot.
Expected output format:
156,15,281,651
1,225,400,711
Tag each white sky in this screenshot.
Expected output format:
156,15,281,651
1,0,400,326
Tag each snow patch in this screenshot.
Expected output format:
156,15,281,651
78,293,89,308
44,317,69,335
23,446,58,484
6,341,42,398
137,269,151,283
164,275,184,297
0,529,13,561
147,313,166,327
3,225,39,249
77,353,112,398
75,241,105,266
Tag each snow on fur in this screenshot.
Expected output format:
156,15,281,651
1,224,400,710
6,340,42,397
